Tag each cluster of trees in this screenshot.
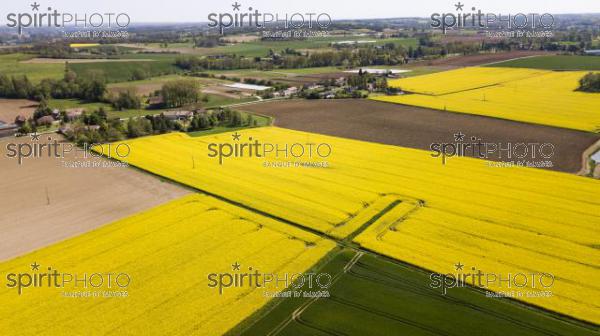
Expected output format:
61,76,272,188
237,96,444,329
175,55,258,71
64,110,186,145
188,108,256,131
0,69,106,102
194,37,221,48
112,90,142,110
577,72,600,93
162,80,200,107
30,43,125,59
347,72,388,91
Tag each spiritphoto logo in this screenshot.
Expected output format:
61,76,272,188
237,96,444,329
3,133,130,166
429,131,554,167
207,2,332,34
5,262,131,297
207,131,332,167
5,2,131,35
430,2,554,35
207,261,332,298
430,262,555,298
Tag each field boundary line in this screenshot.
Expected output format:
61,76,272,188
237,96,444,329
268,251,364,336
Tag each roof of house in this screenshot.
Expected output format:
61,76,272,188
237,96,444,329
65,108,85,115
36,115,55,123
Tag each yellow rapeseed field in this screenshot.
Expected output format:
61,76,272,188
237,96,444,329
0,194,335,335
98,127,600,323
372,67,600,132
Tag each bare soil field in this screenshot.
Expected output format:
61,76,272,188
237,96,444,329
0,134,189,261
409,51,552,67
220,34,260,43
240,99,599,173
108,83,163,96
20,58,155,64
272,72,348,86
0,99,38,123
202,85,253,97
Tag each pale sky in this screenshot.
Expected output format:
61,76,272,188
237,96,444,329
1,0,599,23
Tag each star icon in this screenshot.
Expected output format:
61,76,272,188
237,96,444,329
232,2,241,11
31,2,40,11
232,262,241,271
455,2,464,11
31,262,40,271
30,132,41,141
455,262,464,271
232,132,241,141
453,132,465,142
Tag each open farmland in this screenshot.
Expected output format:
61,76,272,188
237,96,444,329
0,53,64,83
488,55,600,70
240,99,599,173
20,58,157,64
107,74,228,96
98,127,600,323
240,249,596,336
411,51,551,68
119,37,418,57
0,134,188,261
68,60,181,83
373,67,600,132
0,193,335,335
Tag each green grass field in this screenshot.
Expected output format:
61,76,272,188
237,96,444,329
0,53,65,83
133,37,417,58
68,60,181,83
203,94,257,108
47,98,111,111
488,55,600,70
236,249,597,336
210,37,417,57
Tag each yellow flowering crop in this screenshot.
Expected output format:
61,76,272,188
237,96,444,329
69,43,100,48
98,127,600,323
0,194,335,335
372,67,600,132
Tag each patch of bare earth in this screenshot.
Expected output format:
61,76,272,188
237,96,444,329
0,99,38,124
240,99,599,173
0,134,189,261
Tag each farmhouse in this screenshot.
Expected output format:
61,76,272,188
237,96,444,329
344,68,412,76
584,49,600,56
224,83,272,91
36,115,55,126
162,110,193,121
65,108,85,121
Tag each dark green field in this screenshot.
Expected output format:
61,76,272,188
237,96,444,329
489,55,600,70
68,60,181,83
234,249,598,336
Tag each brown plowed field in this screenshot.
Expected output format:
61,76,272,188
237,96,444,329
0,134,189,261
409,51,552,67
240,99,598,173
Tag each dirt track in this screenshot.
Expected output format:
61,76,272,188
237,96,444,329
240,99,599,173
0,134,189,261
